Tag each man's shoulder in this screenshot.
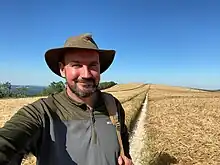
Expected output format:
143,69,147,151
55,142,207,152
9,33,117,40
100,91,122,108
100,91,117,101
21,97,48,113
39,91,64,104
23,93,61,111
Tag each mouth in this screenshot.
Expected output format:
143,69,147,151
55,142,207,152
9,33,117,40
78,81,93,85
77,79,94,84
77,82,95,88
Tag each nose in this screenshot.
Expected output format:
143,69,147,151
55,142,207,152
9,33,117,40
81,65,92,78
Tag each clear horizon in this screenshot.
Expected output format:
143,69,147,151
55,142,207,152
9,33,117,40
0,0,220,90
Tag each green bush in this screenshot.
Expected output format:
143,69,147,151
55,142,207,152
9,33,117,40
0,82,28,98
98,81,117,90
0,82,12,98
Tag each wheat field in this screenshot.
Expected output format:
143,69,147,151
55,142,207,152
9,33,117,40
103,83,145,92
143,85,220,165
1,83,219,165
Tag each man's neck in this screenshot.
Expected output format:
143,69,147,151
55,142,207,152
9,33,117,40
66,87,97,109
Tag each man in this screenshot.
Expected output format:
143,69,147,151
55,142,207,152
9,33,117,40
0,33,133,165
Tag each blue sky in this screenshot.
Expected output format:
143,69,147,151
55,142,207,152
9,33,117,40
0,0,220,89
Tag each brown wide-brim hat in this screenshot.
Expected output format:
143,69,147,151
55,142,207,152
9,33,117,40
44,33,116,77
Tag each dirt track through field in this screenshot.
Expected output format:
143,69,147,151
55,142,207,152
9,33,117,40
129,93,149,165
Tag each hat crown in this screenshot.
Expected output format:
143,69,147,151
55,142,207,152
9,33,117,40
64,33,99,50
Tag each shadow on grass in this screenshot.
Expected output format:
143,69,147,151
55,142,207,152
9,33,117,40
149,151,178,165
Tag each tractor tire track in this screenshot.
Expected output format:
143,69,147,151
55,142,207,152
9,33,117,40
129,92,149,165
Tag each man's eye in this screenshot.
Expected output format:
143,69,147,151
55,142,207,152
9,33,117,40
71,64,81,67
90,63,98,67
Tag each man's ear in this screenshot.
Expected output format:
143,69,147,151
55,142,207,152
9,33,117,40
59,62,66,78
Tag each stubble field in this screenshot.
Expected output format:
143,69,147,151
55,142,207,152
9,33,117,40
142,84,220,165
1,83,220,164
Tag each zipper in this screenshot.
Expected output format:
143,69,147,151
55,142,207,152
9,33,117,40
88,107,97,144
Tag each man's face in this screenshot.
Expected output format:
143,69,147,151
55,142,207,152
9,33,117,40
59,49,100,98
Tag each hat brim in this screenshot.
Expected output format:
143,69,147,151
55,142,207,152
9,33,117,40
45,47,116,77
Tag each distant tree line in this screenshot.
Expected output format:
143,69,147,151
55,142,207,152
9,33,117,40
0,82,28,98
37,81,65,96
0,81,117,98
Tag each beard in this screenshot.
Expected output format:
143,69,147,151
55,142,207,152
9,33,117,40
67,78,98,98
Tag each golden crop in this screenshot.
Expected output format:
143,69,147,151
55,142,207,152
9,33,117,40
144,85,220,165
3,83,217,165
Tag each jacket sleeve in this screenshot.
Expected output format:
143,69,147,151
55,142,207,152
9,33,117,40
115,98,132,159
0,99,44,164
